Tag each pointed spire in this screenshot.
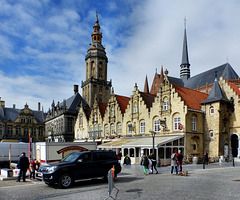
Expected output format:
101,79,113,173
95,10,99,24
180,17,190,81
201,79,229,104
159,65,164,83
144,75,149,93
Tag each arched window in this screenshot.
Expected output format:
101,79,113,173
153,118,160,132
91,61,95,76
173,114,181,131
140,121,145,134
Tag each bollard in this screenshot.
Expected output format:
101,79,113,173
233,158,235,167
203,161,205,169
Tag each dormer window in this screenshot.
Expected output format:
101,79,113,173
111,108,114,117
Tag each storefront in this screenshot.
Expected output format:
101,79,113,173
97,134,185,165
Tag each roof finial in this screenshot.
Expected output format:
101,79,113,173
95,10,99,23
226,57,229,63
184,16,187,29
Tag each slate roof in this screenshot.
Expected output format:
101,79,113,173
0,107,45,123
157,63,239,91
173,84,208,110
115,95,130,114
59,93,87,112
139,92,156,110
184,63,239,89
201,80,229,104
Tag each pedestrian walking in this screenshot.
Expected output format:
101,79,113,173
149,153,158,174
177,150,183,173
17,152,29,182
171,151,178,175
140,154,149,175
203,151,209,165
118,151,122,164
147,155,153,174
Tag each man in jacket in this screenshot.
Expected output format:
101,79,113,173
17,152,29,182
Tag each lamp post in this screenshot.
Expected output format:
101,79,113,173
149,130,156,155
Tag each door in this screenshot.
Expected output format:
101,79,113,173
75,153,94,179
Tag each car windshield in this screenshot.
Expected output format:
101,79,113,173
61,152,83,162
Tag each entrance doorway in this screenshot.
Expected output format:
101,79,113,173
231,134,238,157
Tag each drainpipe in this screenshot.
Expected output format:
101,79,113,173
203,106,206,169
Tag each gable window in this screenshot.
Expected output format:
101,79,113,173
140,121,145,134
111,108,114,117
24,128,28,136
133,104,138,113
105,125,108,136
210,106,214,115
94,114,97,122
21,118,25,123
192,117,196,131
173,117,181,131
209,130,214,138
163,100,169,111
82,129,85,138
128,124,132,134
98,126,101,137
110,124,115,135
154,120,160,132
89,127,93,137
94,126,97,137
117,123,122,134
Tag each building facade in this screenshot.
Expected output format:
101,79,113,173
45,85,89,142
74,15,240,164
0,98,45,142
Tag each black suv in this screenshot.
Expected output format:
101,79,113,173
37,150,121,188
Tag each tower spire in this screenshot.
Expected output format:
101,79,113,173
144,75,149,93
180,17,190,81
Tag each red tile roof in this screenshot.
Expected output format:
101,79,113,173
139,92,156,110
115,95,130,114
98,102,108,117
229,83,240,96
173,84,208,111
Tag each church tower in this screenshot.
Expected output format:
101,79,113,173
81,11,112,108
180,18,190,81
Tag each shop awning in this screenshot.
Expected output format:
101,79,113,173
97,134,184,149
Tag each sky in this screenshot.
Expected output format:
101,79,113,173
0,0,240,111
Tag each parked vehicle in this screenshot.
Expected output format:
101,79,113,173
36,150,121,188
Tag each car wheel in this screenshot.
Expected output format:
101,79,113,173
58,174,72,188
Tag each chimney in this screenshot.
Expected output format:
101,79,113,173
13,104,16,109
74,85,79,94
38,102,41,111
0,99,5,108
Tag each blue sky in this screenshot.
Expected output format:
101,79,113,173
1,0,240,111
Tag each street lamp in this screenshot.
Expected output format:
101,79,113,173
149,130,156,155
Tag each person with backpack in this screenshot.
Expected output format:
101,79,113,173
140,154,149,175
171,151,178,175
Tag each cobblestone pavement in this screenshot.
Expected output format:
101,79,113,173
0,162,239,200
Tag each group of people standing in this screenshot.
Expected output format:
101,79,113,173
171,150,183,175
140,153,158,175
16,152,40,182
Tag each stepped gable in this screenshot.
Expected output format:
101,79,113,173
115,95,130,114
201,80,229,104
173,84,208,110
229,83,240,96
139,92,156,110
98,102,108,118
